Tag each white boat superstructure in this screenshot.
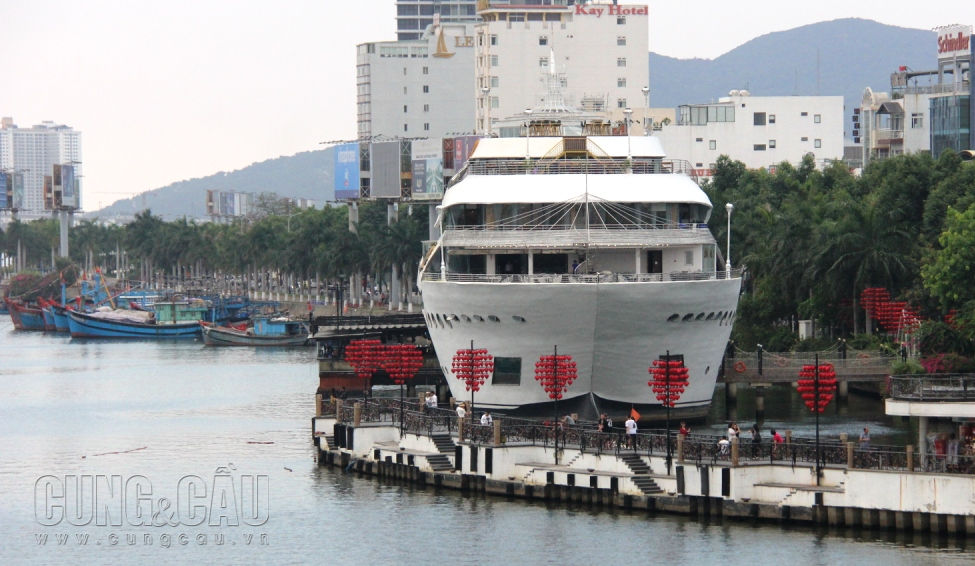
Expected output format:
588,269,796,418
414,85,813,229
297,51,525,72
418,132,742,418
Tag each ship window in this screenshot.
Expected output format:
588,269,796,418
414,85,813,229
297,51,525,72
753,112,766,125
488,315,501,323
461,315,471,323
706,312,715,320
512,315,526,323
492,357,521,385
436,313,443,327
682,313,694,322
473,315,484,322
667,314,680,322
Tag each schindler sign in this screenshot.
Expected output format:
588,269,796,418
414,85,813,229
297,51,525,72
937,24,972,60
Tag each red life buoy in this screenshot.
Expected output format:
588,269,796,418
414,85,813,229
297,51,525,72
734,361,747,373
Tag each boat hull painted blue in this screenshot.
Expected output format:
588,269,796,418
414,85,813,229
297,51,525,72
67,310,202,339
51,307,71,332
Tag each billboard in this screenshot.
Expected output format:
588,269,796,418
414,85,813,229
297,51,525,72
61,164,78,209
0,173,7,209
452,135,480,170
938,25,972,60
219,192,235,216
12,172,24,209
333,143,361,200
411,138,444,200
370,141,402,198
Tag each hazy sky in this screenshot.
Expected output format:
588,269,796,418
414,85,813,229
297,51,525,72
3,0,973,210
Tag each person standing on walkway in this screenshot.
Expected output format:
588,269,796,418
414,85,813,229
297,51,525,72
859,427,870,449
625,414,637,449
750,424,761,457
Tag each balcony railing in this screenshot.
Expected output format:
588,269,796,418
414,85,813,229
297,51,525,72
420,269,743,283
889,374,975,402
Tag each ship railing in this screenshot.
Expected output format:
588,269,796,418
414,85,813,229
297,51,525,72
463,158,693,176
420,269,743,283
889,374,975,402
444,222,709,232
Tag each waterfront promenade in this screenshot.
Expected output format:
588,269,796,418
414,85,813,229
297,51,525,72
313,396,975,534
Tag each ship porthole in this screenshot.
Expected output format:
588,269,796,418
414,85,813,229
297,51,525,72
682,313,694,322
473,315,484,322
488,315,501,323
461,315,471,323
512,315,526,323
706,312,715,320
667,314,680,322
695,313,706,321
435,313,443,327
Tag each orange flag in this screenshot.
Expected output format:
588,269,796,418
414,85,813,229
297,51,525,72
630,407,641,421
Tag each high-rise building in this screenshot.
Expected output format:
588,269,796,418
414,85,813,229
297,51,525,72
357,23,478,139
474,2,649,135
395,0,479,40
0,117,82,213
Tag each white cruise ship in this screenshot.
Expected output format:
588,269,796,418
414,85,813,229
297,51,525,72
418,125,742,420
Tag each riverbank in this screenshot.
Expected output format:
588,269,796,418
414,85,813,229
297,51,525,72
313,401,975,536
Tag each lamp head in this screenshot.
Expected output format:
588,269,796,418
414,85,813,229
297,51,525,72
726,202,734,214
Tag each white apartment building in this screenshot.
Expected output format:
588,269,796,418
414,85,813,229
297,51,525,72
357,23,477,139
652,92,845,175
474,1,649,134
395,0,479,40
0,117,82,213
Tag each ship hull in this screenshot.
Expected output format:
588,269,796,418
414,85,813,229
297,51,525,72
67,310,202,339
201,324,309,347
420,276,741,419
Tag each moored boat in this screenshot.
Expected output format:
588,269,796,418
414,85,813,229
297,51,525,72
4,297,47,331
201,316,310,347
67,300,210,339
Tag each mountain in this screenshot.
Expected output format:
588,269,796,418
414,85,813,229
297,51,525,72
650,18,934,114
88,19,936,220
86,147,335,222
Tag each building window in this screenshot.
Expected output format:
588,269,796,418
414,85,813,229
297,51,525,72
814,114,821,123
801,136,808,142
709,140,716,150
490,35,497,46
769,114,776,124
617,98,627,108
617,16,626,25
617,36,626,46
814,139,822,148
539,35,548,46
617,77,626,87
404,124,408,132
490,76,499,87
753,112,766,125
422,66,428,75
539,57,548,67
424,123,430,131
403,105,408,113
753,144,766,151
403,67,407,75
491,97,499,109
617,57,626,67
422,85,429,93
769,139,776,148
423,104,429,112
695,137,703,142
491,54,499,66
912,113,924,128
685,251,694,265
801,111,808,116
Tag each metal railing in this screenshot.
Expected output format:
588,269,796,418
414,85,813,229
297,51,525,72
889,374,975,401
463,158,693,177
318,399,975,476
420,269,742,284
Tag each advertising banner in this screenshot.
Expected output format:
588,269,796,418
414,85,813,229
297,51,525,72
453,136,480,170
411,138,444,200
0,173,7,209
220,191,235,216
938,25,972,60
334,143,361,200
12,172,24,210
370,141,402,198
61,164,79,209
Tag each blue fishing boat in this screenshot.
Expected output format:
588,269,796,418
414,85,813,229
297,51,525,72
51,305,71,332
201,316,310,347
4,298,46,331
67,300,209,339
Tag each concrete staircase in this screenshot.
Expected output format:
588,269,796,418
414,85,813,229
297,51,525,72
620,453,663,495
426,433,457,472
431,434,456,454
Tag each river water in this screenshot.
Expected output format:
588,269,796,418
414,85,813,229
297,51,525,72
0,318,972,565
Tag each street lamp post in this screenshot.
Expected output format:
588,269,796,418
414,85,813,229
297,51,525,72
641,86,651,133
524,108,533,161
725,203,734,276
481,87,491,136
623,107,633,162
